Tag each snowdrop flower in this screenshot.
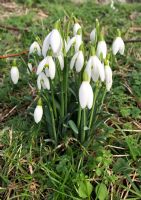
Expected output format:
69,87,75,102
105,64,112,91
34,100,43,124
73,23,81,36
70,51,84,72
42,29,62,57
110,0,116,10
57,53,64,70
10,66,19,84
37,72,50,90
85,55,105,82
90,28,96,43
96,39,107,59
29,41,41,56
112,36,125,55
66,34,82,53
79,72,93,109
37,56,56,80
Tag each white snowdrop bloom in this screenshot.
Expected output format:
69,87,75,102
42,29,62,57
47,56,56,79
66,34,82,53
42,33,51,58
34,105,43,124
96,40,107,59
79,81,93,109
49,29,62,56
65,36,76,53
75,34,82,52
86,55,105,82
90,28,96,43
73,23,81,36
105,65,112,91
37,57,48,75
85,58,92,80
112,37,125,55
27,63,32,74
10,66,19,84
110,0,116,10
37,56,56,79
57,53,64,70
37,72,50,90
70,51,84,72
29,41,41,56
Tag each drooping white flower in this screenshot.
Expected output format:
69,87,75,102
37,72,50,90
36,56,56,79
70,51,84,72
75,35,82,52
79,81,93,109
73,23,81,36
34,105,43,124
90,28,96,43
29,41,41,56
42,29,62,57
105,65,112,91
66,34,82,53
112,37,125,55
10,66,19,84
85,55,105,82
57,53,64,70
96,40,107,59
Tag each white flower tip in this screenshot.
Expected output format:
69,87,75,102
34,105,43,123
10,66,19,84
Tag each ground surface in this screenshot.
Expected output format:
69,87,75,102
0,0,141,199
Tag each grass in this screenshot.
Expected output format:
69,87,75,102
0,0,141,199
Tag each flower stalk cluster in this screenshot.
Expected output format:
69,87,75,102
10,17,125,145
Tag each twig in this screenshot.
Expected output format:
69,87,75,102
0,25,29,32
0,50,28,59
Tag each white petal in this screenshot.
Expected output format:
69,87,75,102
10,66,19,84
112,37,125,55
58,54,64,70
96,40,107,59
34,105,43,124
27,63,32,74
90,28,96,42
36,57,49,75
105,65,112,91
29,41,41,56
85,57,92,80
73,23,81,36
98,62,105,82
87,83,93,109
79,81,89,109
42,33,51,58
66,37,76,53
91,56,100,82
75,51,84,72
49,29,62,56
70,52,78,70
45,68,50,77
48,56,56,79
75,35,82,52
41,72,50,90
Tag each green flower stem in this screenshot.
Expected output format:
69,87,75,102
61,75,65,119
89,83,99,129
50,81,57,119
49,105,57,144
64,57,68,115
77,105,81,130
81,108,86,143
42,94,57,144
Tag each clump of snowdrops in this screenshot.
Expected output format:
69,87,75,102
10,17,125,145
